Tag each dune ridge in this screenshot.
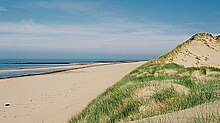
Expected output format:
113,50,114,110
70,33,220,123
157,33,220,68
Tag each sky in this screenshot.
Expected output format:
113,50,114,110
0,0,220,59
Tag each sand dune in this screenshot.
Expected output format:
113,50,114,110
126,33,220,123
0,61,145,123
157,33,220,68
129,101,220,123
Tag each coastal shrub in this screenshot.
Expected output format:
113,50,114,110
200,68,207,75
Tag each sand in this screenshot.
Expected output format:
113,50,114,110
160,33,220,68
0,61,145,123
173,37,220,68
129,101,220,123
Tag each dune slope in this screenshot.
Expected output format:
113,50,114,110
157,33,220,68
70,33,220,123
129,101,220,123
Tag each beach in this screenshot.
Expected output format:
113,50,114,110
0,61,145,123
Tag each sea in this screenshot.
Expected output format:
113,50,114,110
0,59,145,79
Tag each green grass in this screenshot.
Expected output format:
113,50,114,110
152,88,178,103
69,63,220,123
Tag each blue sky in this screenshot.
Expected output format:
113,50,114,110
0,0,220,59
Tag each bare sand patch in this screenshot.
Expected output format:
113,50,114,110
158,33,220,68
192,71,216,81
129,101,220,123
134,80,190,100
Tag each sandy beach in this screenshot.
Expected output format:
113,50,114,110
0,61,145,123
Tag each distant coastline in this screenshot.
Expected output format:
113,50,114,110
10,62,72,64
0,60,147,79
8,60,148,64
0,59,149,70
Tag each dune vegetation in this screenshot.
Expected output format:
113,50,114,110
69,62,220,123
69,33,220,123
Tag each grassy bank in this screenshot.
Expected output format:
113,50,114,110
69,62,220,123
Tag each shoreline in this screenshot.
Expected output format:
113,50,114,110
0,59,147,71
0,61,146,123
0,60,146,71
0,61,146,80
0,63,111,79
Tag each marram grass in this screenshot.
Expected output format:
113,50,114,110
69,63,220,123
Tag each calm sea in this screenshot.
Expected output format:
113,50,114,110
0,59,130,70
0,59,144,79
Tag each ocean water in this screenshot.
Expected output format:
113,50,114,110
0,59,128,70
0,68,73,79
0,59,141,79
1,59,85,70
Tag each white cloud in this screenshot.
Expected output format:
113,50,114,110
214,11,220,16
0,6,8,12
0,20,189,56
29,0,126,21
31,1,102,12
